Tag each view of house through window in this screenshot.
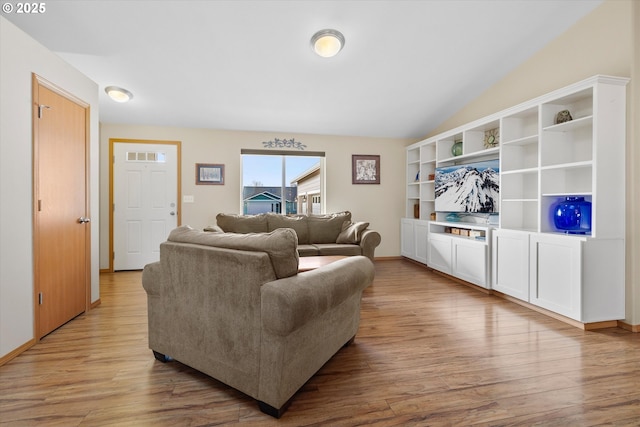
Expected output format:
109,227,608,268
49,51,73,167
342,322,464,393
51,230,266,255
241,150,324,215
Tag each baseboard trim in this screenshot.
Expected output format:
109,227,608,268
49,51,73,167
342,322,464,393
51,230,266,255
90,298,102,309
374,256,404,261
617,321,640,332
0,338,36,367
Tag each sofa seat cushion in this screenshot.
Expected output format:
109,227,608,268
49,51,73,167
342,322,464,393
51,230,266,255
216,213,269,233
307,211,351,244
168,225,299,278
266,213,310,244
297,244,319,257
313,243,362,257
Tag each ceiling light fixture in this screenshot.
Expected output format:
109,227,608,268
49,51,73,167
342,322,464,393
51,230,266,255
310,29,345,58
105,86,133,103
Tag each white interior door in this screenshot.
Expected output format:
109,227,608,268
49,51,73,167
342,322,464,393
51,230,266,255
113,143,178,270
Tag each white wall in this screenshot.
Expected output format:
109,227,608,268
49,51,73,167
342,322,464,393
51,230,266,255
99,124,412,268
0,17,100,359
423,0,640,326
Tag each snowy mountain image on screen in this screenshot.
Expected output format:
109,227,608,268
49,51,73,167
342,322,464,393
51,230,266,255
435,159,499,213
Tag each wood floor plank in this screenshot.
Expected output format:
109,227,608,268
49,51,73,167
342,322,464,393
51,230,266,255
1,260,639,425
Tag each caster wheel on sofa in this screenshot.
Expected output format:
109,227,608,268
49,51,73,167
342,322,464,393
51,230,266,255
153,350,173,363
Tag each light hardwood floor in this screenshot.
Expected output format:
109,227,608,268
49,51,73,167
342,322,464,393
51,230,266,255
1,259,639,426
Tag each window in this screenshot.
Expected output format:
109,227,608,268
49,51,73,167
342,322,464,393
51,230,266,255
241,150,325,215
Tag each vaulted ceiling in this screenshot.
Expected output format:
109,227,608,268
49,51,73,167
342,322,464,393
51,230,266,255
4,0,602,139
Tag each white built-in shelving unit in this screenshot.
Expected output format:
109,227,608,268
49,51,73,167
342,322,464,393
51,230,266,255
402,75,629,326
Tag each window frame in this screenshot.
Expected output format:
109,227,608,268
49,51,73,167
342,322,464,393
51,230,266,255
240,149,326,215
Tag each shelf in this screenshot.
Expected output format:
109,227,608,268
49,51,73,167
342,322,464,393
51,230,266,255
501,167,538,176
540,160,592,171
430,220,491,231
437,147,500,165
502,134,538,146
542,115,593,133
541,192,592,197
406,75,626,241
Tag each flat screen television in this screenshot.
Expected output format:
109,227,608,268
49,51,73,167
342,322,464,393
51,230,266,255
435,159,499,213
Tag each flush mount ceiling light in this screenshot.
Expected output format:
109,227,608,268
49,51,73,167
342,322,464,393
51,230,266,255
105,86,133,103
310,29,345,58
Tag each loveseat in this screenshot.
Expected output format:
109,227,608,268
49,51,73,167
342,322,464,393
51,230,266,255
142,225,375,417
210,211,381,261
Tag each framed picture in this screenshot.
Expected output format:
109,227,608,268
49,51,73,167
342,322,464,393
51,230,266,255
196,163,224,185
352,154,380,184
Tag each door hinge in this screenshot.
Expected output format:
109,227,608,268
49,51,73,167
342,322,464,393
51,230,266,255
38,292,43,305
38,200,42,211
38,104,51,119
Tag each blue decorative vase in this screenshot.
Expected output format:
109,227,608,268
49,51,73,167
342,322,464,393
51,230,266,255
552,196,591,234
451,141,463,157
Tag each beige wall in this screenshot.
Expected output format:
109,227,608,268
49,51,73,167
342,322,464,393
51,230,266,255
99,123,412,268
422,0,639,326
0,17,100,359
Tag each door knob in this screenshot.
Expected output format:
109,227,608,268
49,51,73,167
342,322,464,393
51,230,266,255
78,217,91,224
169,211,176,216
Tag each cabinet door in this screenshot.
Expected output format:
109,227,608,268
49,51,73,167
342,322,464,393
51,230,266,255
415,221,429,264
492,230,529,300
428,233,451,274
400,219,416,259
452,239,487,287
529,234,582,320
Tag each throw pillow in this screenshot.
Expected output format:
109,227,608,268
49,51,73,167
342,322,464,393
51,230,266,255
336,221,369,244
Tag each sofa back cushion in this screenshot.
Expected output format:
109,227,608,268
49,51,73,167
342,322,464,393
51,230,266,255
168,225,299,278
216,213,268,233
266,213,310,244
307,211,351,244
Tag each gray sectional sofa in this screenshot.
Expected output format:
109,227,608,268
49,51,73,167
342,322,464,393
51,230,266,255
210,211,381,261
142,225,375,417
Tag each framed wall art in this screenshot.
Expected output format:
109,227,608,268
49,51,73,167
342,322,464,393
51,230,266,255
352,154,380,184
196,163,224,185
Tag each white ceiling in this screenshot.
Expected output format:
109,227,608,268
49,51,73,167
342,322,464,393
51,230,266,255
5,0,602,139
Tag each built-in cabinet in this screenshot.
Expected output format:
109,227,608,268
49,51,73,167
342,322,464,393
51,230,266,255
402,75,629,326
491,229,529,301
427,222,490,288
529,234,625,322
400,218,428,264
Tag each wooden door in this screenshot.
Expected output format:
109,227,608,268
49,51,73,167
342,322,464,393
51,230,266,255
33,75,89,339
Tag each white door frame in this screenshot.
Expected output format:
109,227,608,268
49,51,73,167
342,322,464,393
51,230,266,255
109,138,181,272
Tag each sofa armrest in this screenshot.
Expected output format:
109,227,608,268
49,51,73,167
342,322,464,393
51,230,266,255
261,256,374,336
142,261,162,296
359,229,381,261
